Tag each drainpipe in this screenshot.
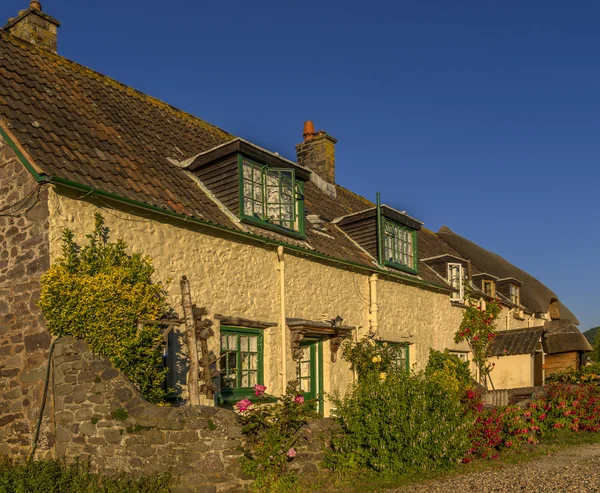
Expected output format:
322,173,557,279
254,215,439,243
505,308,514,330
277,246,288,393
369,274,379,336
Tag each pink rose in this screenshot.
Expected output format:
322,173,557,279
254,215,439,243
235,398,252,413
294,395,304,404
286,448,296,458
254,384,267,397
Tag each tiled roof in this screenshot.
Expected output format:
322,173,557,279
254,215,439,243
491,327,544,356
0,31,446,288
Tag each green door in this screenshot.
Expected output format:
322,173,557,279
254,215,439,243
296,340,323,412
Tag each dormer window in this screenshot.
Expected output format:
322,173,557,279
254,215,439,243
383,219,416,272
510,284,520,306
483,280,495,297
448,263,464,301
187,139,309,240
239,157,305,236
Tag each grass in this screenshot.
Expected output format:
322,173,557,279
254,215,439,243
0,458,175,493
297,430,600,493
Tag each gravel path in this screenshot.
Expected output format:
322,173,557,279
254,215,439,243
393,444,600,492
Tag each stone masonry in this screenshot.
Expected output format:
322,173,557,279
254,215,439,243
0,135,52,458
52,337,250,493
51,337,330,493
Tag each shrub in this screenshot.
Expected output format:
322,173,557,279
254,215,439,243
425,349,474,396
0,458,174,492
527,382,600,434
39,214,170,403
238,383,319,492
545,363,600,384
326,370,471,474
341,335,407,379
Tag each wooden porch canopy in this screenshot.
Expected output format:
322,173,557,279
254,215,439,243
287,317,356,362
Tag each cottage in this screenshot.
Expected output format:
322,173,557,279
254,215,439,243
0,2,588,457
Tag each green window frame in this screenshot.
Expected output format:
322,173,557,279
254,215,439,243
381,218,418,274
238,156,305,238
219,326,264,404
377,341,410,372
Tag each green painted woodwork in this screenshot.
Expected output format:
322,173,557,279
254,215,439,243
237,155,306,238
219,326,264,403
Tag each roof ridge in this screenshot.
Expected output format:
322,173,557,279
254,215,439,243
0,31,234,140
335,183,374,208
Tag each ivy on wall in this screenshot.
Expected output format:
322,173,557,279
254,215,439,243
39,214,170,403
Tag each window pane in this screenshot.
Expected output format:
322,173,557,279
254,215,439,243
383,220,414,268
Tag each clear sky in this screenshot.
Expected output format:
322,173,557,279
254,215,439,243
5,1,599,330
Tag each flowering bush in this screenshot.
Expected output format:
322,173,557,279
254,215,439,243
545,363,600,385
238,383,318,492
454,291,501,385
341,335,406,379
526,382,600,434
462,390,536,461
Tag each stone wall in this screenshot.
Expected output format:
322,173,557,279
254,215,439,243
52,337,246,492
0,136,52,458
50,336,329,493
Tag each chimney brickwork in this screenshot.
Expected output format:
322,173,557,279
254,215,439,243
3,3,60,53
296,123,338,184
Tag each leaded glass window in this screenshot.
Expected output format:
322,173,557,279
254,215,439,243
383,219,415,270
241,158,300,233
220,328,262,392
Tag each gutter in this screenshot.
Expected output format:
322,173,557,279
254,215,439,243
0,125,450,293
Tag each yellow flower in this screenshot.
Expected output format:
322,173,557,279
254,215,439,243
379,372,387,382
368,339,376,347
372,356,379,363
383,342,388,347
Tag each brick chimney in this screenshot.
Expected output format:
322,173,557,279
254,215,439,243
296,121,338,184
3,2,60,53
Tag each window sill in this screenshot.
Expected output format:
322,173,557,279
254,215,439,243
217,391,278,406
240,216,306,240
382,260,418,275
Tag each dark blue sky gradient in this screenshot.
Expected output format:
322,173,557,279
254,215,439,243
5,1,599,329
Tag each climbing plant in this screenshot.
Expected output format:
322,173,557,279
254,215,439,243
454,289,502,386
39,214,170,403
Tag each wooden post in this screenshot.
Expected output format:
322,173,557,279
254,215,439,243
180,276,200,406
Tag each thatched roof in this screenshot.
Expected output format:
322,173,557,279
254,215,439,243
543,320,592,354
437,226,579,324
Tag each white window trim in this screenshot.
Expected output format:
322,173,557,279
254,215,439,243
448,263,464,301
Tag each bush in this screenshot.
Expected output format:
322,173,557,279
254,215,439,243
545,363,600,384
238,383,319,492
0,458,174,492
425,349,474,396
326,370,471,474
527,382,600,434
341,336,407,379
39,214,170,403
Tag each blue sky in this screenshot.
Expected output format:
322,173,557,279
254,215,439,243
6,1,599,329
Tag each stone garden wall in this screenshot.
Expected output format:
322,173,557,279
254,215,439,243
51,337,330,493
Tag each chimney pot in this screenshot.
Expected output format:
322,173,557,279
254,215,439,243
30,1,42,11
303,120,315,142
